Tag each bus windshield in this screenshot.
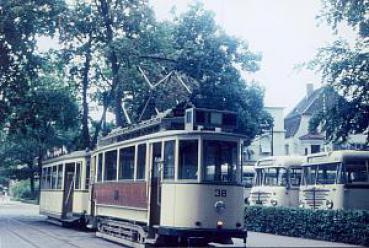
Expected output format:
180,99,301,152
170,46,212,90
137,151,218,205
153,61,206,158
263,167,288,186
303,163,339,185
254,168,263,186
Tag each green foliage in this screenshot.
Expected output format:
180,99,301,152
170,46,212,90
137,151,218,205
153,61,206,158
10,180,39,200
309,1,369,143
245,206,369,246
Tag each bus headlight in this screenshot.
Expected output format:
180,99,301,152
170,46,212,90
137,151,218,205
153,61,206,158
326,200,334,209
299,200,305,208
271,199,278,206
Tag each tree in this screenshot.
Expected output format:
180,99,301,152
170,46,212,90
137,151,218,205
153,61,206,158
170,3,268,144
309,0,369,143
0,0,66,126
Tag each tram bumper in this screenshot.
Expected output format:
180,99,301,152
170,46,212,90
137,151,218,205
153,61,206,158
158,226,247,245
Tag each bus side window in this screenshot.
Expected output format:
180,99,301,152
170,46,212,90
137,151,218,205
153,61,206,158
344,161,368,184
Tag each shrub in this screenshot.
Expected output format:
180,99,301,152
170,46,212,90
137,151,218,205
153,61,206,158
245,206,369,246
10,180,38,200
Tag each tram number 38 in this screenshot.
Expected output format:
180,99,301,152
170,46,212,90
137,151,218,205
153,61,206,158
214,189,227,197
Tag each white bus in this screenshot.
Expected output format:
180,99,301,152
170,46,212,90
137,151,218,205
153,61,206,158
242,165,255,204
300,150,369,210
250,156,305,207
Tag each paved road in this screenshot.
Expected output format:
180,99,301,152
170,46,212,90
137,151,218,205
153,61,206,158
0,200,361,247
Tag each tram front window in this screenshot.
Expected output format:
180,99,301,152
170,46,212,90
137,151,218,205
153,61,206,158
179,140,198,180
203,140,238,183
263,167,288,186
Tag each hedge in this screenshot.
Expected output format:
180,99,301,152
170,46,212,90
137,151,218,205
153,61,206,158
245,206,369,246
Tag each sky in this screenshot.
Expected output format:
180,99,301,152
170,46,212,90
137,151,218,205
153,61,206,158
38,0,350,115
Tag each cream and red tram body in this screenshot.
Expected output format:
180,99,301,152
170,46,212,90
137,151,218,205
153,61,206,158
40,107,247,246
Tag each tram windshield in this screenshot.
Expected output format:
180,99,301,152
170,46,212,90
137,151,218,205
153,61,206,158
203,140,238,183
303,163,339,185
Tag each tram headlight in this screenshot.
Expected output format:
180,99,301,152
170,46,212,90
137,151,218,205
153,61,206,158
270,199,278,206
326,200,334,209
217,220,224,229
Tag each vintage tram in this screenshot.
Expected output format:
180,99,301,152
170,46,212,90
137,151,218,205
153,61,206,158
40,106,247,247
40,150,90,224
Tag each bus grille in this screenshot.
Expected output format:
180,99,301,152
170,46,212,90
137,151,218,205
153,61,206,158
251,191,271,205
303,188,330,208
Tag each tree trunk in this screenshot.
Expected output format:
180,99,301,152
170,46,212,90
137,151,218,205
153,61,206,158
99,0,125,127
91,93,109,148
30,172,35,199
81,35,92,149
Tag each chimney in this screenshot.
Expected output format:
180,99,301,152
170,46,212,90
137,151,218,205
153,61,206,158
306,83,314,98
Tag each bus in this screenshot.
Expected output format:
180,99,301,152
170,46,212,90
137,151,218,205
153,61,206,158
300,150,369,210
250,156,305,207
242,165,255,204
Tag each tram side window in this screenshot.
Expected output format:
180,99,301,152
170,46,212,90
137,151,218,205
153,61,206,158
342,161,369,184
163,141,175,179
179,140,198,180
57,164,63,189
290,167,302,186
52,166,58,189
97,153,103,182
75,162,81,189
85,160,90,189
119,146,135,180
137,144,146,180
203,140,237,183
104,150,117,181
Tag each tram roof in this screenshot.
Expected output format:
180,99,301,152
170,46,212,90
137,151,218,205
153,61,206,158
43,150,90,165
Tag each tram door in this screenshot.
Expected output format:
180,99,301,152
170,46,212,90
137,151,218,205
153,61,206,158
149,142,162,226
63,163,75,218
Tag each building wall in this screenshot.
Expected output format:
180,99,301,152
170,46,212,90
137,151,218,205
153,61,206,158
244,107,285,164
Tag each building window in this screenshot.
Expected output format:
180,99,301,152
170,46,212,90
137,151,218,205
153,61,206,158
104,150,117,181
163,141,175,179
285,144,289,155
305,148,308,155
179,140,198,180
137,144,146,180
311,145,320,154
97,153,103,182
119,146,135,180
